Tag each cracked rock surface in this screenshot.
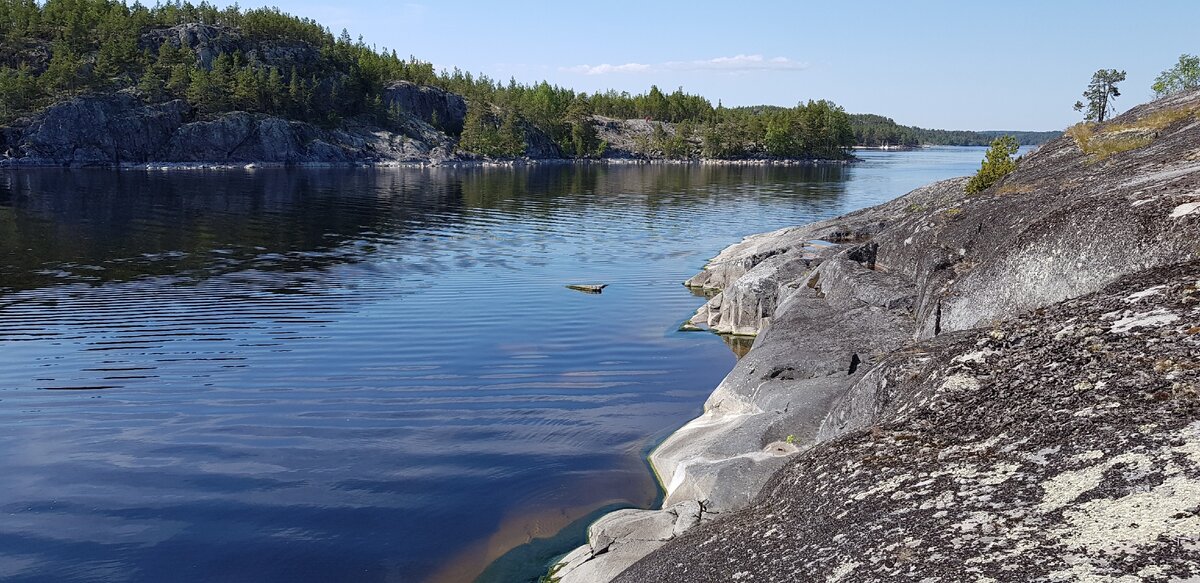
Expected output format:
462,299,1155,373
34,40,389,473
619,262,1200,582
556,89,1200,581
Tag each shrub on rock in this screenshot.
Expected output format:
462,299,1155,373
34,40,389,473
965,135,1019,194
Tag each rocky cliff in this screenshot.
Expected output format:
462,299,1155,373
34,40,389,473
0,81,566,167
0,21,564,168
554,89,1200,581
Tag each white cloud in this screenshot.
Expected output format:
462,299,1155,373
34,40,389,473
564,62,653,75
562,54,807,75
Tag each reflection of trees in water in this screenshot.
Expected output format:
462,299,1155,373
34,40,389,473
0,165,852,293
0,169,469,292
454,163,849,212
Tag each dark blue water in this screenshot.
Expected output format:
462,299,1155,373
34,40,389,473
0,148,996,582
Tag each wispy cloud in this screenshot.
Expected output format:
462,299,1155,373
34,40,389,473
563,62,653,75
563,54,808,76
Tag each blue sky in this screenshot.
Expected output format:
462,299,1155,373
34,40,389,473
248,0,1197,131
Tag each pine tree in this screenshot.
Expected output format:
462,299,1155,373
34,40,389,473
265,68,285,111
459,102,525,157
232,67,260,111
499,109,525,157
187,68,226,113
564,97,596,158
965,136,1020,194
286,69,301,113
209,53,233,101
651,122,668,152
0,69,21,122
137,69,165,101
41,42,86,95
157,41,182,69
166,64,191,98
94,16,139,81
701,122,725,158
1073,69,1126,123
764,117,794,158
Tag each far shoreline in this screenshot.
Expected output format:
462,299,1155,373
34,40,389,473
0,156,862,171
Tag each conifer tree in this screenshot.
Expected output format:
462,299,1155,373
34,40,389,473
564,97,597,158
166,64,191,98
1073,69,1126,123
137,69,165,101
41,42,86,95
265,68,285,110
965,136,1020,194
499,109,525,157
232,67,260,111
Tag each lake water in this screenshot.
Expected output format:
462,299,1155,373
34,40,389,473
0,148,998,583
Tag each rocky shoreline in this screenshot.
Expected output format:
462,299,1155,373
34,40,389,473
0,156,856,171
551,89,1200,581
0,87,855,169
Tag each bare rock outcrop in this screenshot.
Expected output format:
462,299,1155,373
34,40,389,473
139,23,246,69
556,88,1200,581
13,93,189,164
0,81,568,166
620,261,1200,582
382,80,468,136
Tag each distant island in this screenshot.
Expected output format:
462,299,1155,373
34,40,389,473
848,114,1061,148
0,2,1058,167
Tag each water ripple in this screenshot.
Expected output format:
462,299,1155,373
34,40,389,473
0,151,987,582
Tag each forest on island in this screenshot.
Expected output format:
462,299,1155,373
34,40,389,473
0,0,1050,160
849,114,1060,148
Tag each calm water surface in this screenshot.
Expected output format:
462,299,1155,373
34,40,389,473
0,148,996,582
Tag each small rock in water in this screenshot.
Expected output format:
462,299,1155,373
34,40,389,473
566,283,607,294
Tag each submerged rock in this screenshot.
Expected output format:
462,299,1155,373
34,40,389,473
566,284,608,294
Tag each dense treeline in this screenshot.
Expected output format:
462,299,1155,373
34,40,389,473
849,114,1059,147
0,0,434,127
0,0,977,159
440,71,856,159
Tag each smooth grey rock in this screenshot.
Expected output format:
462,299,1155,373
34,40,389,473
689,248,815,335
655,284,913,512
570,88,1200,582
557,502,706,583
619,260,1200,582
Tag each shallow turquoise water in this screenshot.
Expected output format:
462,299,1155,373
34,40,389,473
0,148,999,582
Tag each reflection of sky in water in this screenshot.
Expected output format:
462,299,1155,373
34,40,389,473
0,149,992,582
